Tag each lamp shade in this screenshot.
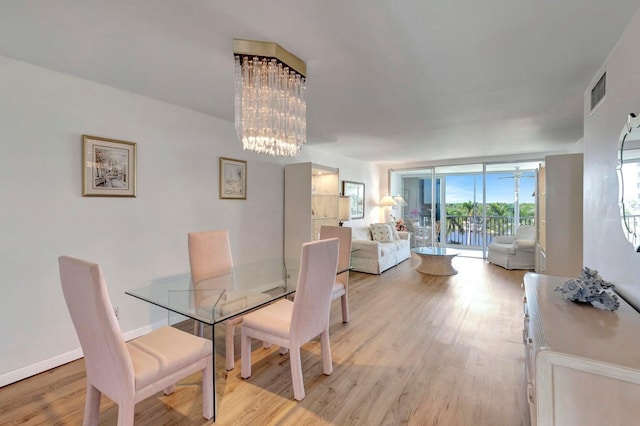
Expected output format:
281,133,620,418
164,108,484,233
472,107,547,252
339,196,352,224
379,195,398,207
393,195,408,206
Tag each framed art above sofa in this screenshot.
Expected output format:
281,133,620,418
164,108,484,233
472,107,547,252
342,180,365,219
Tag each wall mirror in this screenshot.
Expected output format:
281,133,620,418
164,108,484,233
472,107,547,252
617,113,640,251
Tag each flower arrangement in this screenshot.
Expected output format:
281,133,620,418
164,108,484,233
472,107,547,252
391,215,406,231
408,208,420,221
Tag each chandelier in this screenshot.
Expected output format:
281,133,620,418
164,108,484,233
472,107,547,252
233,39,306,157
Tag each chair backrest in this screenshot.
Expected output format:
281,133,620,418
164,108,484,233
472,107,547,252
319,225,352,286
58,256,134,397
413,226,433,246
516,225,535,241
291,238,340,343
188,230,234,284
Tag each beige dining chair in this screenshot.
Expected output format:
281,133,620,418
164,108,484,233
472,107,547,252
240,238,340,401
58,256,213,425
319,225,352,323
188,230,269,371
188,230,240,372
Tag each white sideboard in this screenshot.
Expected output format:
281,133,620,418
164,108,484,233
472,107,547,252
523,272,640,425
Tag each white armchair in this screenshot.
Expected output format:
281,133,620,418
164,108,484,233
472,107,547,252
487,224,536,270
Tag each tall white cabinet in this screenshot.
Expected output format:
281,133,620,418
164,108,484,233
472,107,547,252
535,153,583,276
284,163,339,260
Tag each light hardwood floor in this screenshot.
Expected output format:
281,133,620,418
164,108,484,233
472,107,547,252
0,255,531,425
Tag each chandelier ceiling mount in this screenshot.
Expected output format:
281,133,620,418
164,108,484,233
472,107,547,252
233,39,307,157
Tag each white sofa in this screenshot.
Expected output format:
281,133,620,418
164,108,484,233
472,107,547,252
487,224,536,270
349,224,411,274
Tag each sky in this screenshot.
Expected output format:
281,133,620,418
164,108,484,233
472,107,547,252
445,173,536,204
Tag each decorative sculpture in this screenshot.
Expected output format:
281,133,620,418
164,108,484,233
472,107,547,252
555,266,620,311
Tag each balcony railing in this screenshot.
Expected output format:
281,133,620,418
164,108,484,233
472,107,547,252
440,215,535,248
623,214,640,250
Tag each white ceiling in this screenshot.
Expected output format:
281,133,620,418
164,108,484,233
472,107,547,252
2,1,639,163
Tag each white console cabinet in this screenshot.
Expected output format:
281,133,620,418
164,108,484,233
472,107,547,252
523,273,640,425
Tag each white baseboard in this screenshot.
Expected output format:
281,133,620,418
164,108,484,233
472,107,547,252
0,321,166,388
0,348,83,388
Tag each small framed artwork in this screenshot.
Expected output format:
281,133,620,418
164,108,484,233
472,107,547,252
219,157,247,200
82,135,137,197
342,180,365,219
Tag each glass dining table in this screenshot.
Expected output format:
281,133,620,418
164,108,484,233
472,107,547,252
125,258,301,422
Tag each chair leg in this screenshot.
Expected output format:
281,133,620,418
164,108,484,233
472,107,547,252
240,330,252,379
340,293,350,323
202,356,213,420
163,384,175,395
290,346,305,401
193,320,204,337
320,329,333,375
225,321,234,370
83,383,101,426
116,400,135,426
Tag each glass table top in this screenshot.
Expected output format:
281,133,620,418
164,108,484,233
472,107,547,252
126,258,300,325
411,247,460,256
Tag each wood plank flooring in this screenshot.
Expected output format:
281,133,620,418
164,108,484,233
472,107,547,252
0,255,531,425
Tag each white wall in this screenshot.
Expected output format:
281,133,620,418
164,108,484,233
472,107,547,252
0,56,377,386
583,6,640,309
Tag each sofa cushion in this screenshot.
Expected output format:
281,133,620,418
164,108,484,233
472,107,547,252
384,221,401,240
370,223,394,242
379,241,402,256
489,242,516,255
351,226,373,241
351,240,380,259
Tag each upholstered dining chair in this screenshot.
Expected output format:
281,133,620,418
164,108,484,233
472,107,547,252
240,238,340,401
188,230,270,371
319,225,352,323
188,230,241,372
58,256,213,425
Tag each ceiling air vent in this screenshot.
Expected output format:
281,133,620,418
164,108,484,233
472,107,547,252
591,72,606,111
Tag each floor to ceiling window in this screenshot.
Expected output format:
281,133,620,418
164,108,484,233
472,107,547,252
390,160,540,258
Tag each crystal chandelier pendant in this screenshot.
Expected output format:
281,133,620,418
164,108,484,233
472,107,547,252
233,40,306,157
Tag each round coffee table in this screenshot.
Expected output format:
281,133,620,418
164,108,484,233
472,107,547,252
412,247,460,275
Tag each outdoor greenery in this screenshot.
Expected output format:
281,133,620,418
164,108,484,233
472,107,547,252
442,201,536,236
445,201,535,219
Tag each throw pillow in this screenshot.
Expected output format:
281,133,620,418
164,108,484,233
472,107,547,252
370,223,394,242
385,221,401,240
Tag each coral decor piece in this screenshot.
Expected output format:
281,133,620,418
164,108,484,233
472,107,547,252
555,267,620,311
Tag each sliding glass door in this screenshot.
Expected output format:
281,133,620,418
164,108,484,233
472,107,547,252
390,160,539,258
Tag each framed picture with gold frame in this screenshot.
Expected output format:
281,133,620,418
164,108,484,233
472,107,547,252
219,157,247,200
82,135,137,197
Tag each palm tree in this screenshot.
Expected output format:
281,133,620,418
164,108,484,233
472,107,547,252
487,202,513,235
487,202,512,217
461,200,482,232
445,204,466,234
461,200,477,216
519,204,535,224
